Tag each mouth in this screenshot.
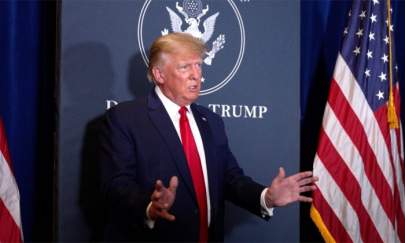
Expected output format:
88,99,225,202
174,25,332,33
188,85,200,93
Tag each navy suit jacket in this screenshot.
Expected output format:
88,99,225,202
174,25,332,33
100,89,267,242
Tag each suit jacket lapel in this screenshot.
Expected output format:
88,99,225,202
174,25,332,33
147,90,196,197
191,104,219,216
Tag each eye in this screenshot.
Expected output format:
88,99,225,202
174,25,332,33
179,64,189,71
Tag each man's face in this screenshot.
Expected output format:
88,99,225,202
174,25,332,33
153,51,202,106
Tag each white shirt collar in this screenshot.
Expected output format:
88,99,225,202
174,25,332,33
155,86,191,116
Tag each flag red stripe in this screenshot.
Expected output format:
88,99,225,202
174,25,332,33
0,120,12,167
394,185,405,243
312,188,352,243
388,128,405,243
333,54,396,192
374,107,391,154
393,86,405,183
0,199,22,243
390,87,405,242
317,128,383,243
392,87,405,242
328,78,395,223
0,119,23,242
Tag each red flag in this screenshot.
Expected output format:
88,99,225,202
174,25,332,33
311,0,405,242
0,119,23,242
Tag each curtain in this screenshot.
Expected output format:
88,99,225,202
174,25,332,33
0,1,55,240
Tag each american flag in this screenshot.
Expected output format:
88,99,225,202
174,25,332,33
310,0,405,242
0,119,23,242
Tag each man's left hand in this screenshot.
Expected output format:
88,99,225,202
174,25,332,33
265,167,318,208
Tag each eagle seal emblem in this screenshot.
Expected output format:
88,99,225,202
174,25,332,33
138,0,245,95
161,1,225,67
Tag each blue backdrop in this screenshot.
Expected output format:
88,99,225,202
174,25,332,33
1,0,404,241
58,0,299,242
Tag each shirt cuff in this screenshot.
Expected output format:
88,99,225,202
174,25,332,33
145,202,155,229
260,188,274,217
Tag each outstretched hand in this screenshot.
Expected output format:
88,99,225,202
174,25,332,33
265,167,318,208
148,176,178,221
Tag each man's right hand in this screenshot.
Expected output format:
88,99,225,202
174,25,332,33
147,176,178,221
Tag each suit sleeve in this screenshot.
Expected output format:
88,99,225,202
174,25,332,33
99,106,150,229
214,115,269,219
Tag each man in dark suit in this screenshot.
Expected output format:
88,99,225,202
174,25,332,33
100,32,317,242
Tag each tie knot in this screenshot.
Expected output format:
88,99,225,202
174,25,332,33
179,106,188,117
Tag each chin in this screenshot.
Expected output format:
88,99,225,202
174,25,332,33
187,94,200,103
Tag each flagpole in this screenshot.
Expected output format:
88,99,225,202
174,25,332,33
386,0,399,128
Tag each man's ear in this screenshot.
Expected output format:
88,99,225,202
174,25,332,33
152,66,164,85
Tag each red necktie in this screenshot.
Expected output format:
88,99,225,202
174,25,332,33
179,106,208,243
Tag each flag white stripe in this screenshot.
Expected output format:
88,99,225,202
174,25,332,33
389,128,405,217
323,103,398,243
334,53,394,192
313,154,362,243
0,150,22,230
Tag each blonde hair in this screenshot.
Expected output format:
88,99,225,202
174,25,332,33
147,32,206,82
